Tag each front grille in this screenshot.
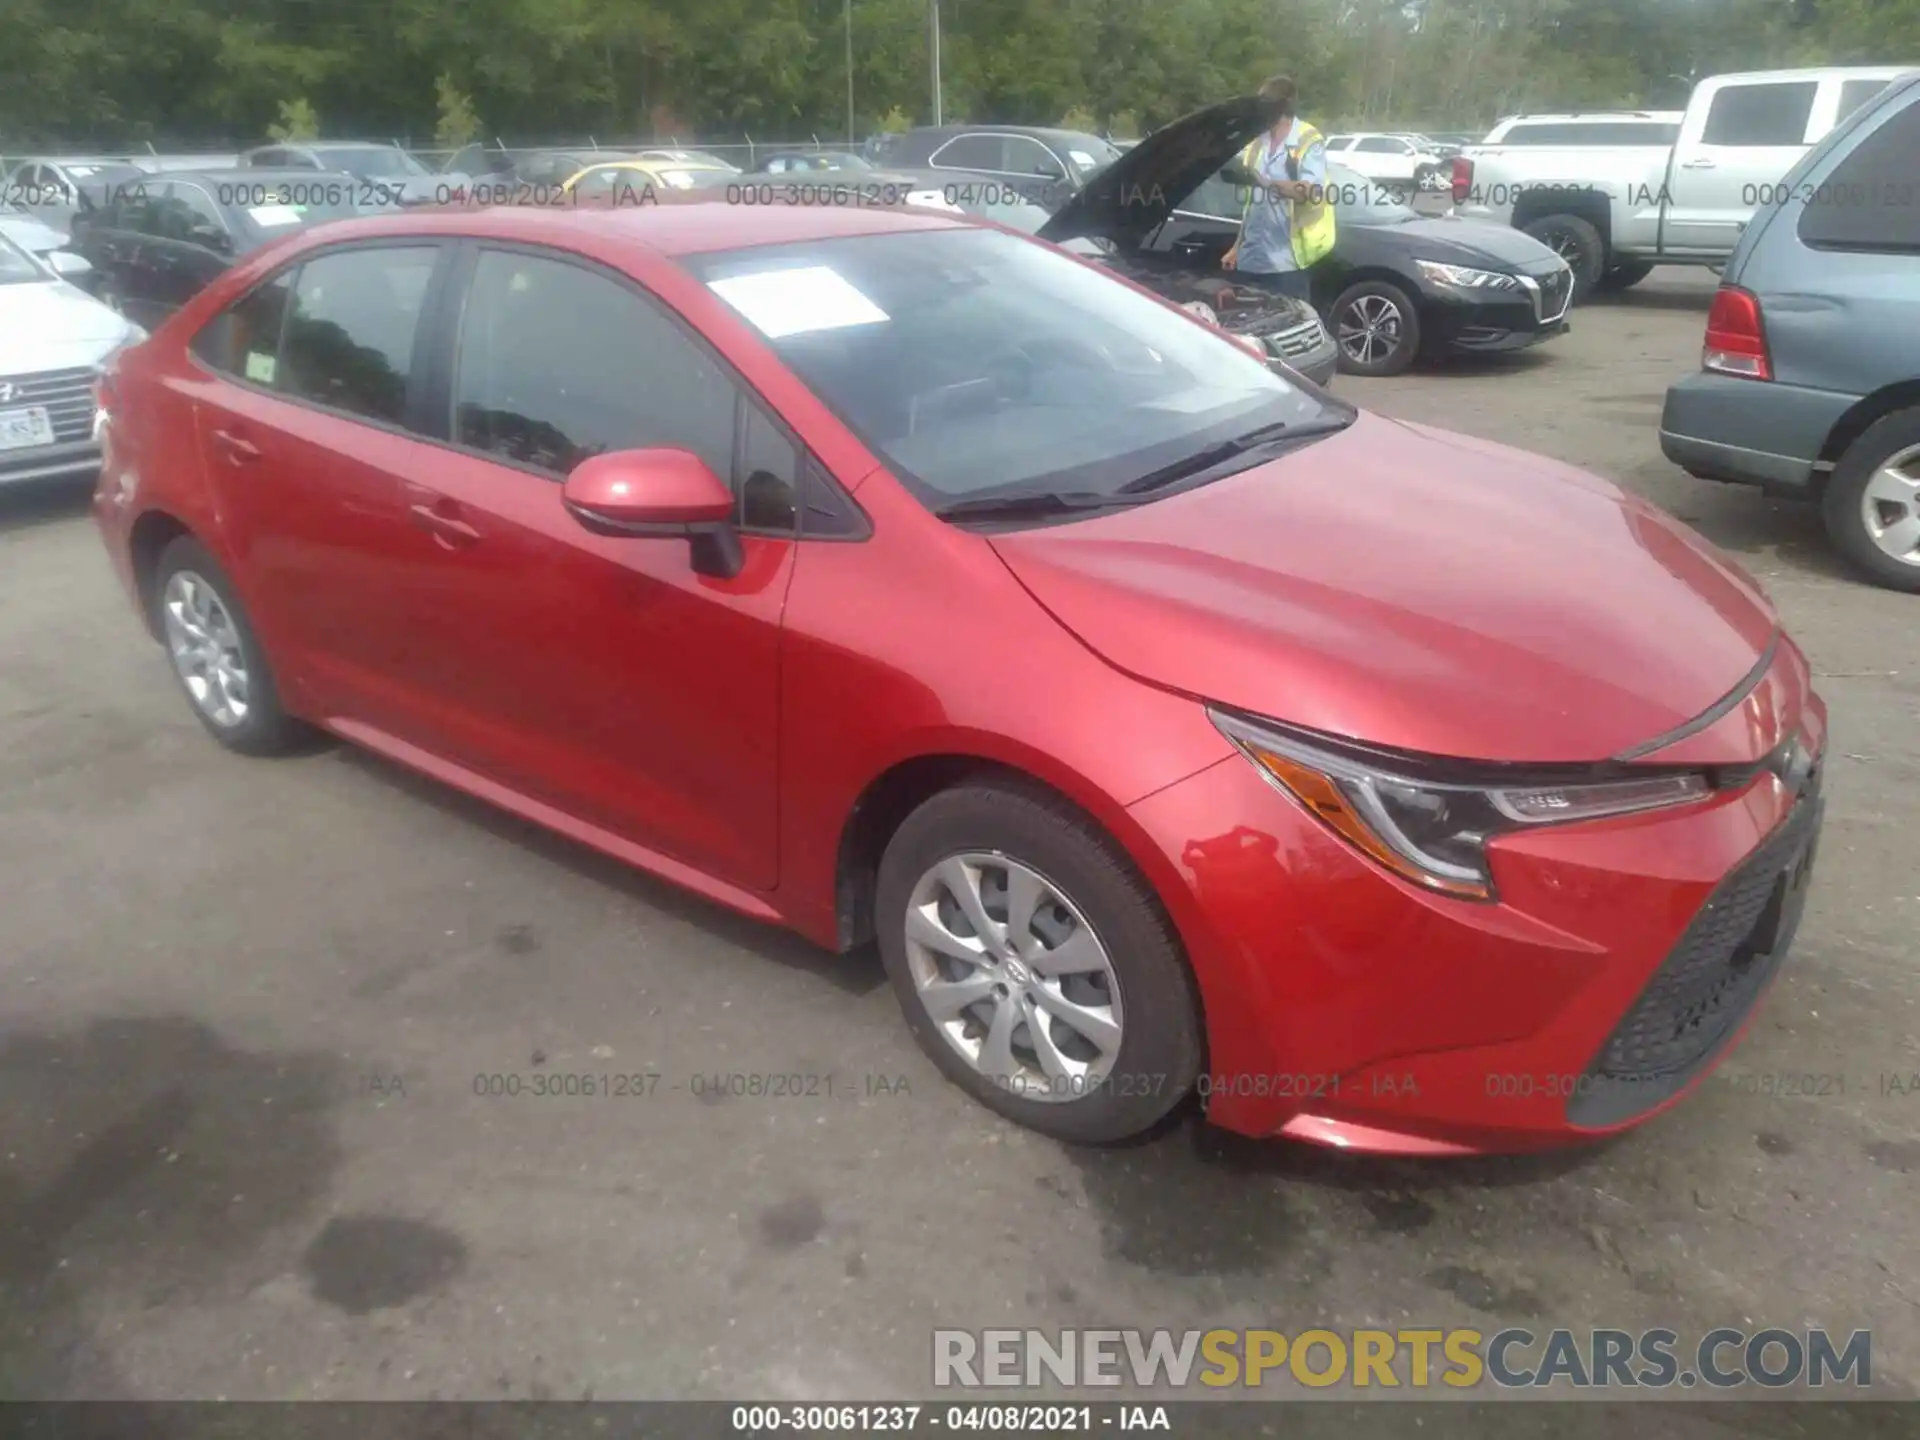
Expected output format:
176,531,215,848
1535,269,1572,322
1567,763,1823,1128
0,366,98,445
1263,318,1329,360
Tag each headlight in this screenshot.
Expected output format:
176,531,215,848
1182,301,1220,325
1414,259,1521,292
1211,709,1710,900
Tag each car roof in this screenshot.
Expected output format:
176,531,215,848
1493,112,1681,124
343,195,970,257
159,168,361,188
263,140,406,152
903,124,1106,145
1704,65,1911,85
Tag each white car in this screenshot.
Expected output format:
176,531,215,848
1323,132,1448,189
0,232,144,487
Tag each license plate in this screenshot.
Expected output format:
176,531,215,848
0,406,54,451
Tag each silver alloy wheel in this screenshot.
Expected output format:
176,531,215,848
162,570,251,727
1337,294,1404,367
1860,444,1920,566
903,852,1124,1103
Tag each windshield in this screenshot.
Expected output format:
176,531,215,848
1058,134,1122,180
684,226,1337,509
321,147,429,177
238,191,363,231
1325,163,1418,224
0,232,48,284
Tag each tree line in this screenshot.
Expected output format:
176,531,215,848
2,0,1914,153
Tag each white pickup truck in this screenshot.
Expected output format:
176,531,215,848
1450,66,1912,299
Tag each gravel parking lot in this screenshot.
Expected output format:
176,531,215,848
2,266,1916,1418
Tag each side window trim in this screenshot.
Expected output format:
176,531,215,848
187,239,452,441
420,238,867,541
930,133,1007,173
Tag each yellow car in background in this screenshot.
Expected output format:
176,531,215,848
562,156,735,204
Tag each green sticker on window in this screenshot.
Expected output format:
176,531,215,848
244,351,276,384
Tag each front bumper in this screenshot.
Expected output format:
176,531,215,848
1126,669,1827,1154
1421,274,1572,357
0,438,102,487
1659,370,1858,496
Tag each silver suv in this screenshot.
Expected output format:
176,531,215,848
1659,70,1920,591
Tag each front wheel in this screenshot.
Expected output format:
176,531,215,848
1520,213,1605,301
1329,279,1421,376
875,781,1201,1144
152,536,311,753
1821,409,1920,592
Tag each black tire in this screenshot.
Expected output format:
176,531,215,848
151,535,310,754
1329,279,1422,377
1521,213,1606,301
1595,260,1655,293
1820,408,1920,593
875,780,1201,1144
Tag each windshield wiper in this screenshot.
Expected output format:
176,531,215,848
934,489,1137,522
1118,417,1353,496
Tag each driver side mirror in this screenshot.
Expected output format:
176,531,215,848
562,448,743,579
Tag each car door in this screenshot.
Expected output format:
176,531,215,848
1663,77,1819,254
1000,134,1075,209
79,188,160,321
185,242,452,732
143,183,236,319
387,243,797,889
1350,137,1414,183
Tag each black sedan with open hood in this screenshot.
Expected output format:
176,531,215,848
1033,96,1573,376
872,102,1337,387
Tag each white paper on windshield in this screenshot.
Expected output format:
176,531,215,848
1069,150,1096,168
708,267,889,339
248,203,304,228
904,189,963,212
244,351,276,384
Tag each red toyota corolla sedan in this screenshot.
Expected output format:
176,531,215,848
91,201,1826,1155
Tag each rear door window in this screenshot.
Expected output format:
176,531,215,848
1702,82,1818,146
277,246,440,423
929,134,1006,171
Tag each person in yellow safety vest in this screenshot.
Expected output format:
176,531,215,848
1221,74,1336,302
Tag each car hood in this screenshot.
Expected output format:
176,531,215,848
989,412,1781,764
0,213,70,256
0,279,138,372
1361,213,1566,273
1039,95,1280,250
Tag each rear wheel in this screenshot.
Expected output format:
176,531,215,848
152,536,310,753
1330,279,1421,376
1821,409,1920,592
876,781,1201,1144
1520,213,1605,301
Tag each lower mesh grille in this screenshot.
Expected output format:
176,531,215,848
1568,764,1823,1127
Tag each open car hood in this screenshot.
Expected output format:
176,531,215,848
1038,96,1279,251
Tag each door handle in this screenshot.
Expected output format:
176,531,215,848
210,428,260,465
409,501,481,548
1680,157,1716,169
